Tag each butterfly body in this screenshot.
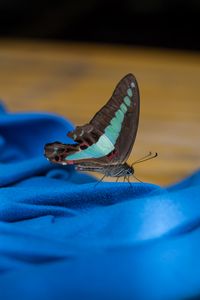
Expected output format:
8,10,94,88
44,73,140,179
75,162,134,178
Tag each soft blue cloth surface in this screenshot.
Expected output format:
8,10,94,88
0,102,200,300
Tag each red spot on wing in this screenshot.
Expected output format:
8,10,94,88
67,160,74,165
107,150,118,161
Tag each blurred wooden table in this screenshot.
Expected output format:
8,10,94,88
0,40,199,185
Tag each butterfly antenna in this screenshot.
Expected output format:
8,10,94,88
131,152,158,167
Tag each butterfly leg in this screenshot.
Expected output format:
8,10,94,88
127,176,133,188
132,174,143,183
116,177,120,183
94,174,107,187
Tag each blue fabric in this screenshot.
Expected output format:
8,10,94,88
0,101,200,300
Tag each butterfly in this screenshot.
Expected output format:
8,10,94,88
44,73,157,182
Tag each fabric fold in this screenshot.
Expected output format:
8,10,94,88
0,102,199,300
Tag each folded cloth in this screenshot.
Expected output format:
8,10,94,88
0,102,199,300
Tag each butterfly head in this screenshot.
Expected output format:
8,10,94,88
123,163,134,176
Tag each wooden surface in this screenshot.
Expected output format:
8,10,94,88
0,40,199,185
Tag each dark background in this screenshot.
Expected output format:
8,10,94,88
0,0,200,51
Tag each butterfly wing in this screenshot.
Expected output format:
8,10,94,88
44,73,139,166
44,142,80,165
89,73,140,164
